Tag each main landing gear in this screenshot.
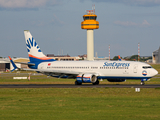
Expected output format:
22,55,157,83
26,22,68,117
92,80,99,85
75,81,82,85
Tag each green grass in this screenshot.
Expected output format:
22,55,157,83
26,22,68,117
0,88,160,120
0,75,160,85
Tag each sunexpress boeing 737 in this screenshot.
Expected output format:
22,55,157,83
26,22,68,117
9,30,158,85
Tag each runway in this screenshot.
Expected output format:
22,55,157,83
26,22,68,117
0,84,160,88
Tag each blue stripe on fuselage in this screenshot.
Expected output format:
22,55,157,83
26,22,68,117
29,57,56,63
28,57,56,69
97,76,151,80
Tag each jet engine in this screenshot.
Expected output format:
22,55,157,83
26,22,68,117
76,74,99,85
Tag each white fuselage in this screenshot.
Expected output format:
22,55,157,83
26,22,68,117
37,60,158,80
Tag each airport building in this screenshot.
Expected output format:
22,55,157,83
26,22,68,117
94,57,109,60
152,47,160,63
47,54,77,61
0,58,10,71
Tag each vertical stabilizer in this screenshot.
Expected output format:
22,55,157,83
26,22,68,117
24,30,55,63
8,56,18,72
118,55,121,61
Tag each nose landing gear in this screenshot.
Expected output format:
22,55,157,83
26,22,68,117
141,81,145,85
141,79,149,85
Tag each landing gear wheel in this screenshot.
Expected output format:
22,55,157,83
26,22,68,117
141,81,145,85
75,81,82,85
93,80,99,85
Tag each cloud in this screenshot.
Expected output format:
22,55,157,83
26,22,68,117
30,14,65,27
51,14,65,25
0,0,61,10
91,0,160,7
114,21,138,26
142,20,151,26
114,20,151,27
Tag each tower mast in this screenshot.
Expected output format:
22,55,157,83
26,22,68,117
81,6,99,61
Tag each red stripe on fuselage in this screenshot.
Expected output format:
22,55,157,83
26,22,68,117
29,54,52,60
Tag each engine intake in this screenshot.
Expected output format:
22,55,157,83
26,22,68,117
76,74,97,83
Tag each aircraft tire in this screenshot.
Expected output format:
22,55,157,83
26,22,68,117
75,81,82,85
93,80,99,85
141,81,145,85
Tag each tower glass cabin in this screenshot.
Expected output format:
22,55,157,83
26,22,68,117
81,10,99,30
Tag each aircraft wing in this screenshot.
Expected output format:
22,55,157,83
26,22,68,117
22,68,99,78
14,62,35,65
22,68,79,75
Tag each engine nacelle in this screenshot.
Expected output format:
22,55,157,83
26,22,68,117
107,78,126,82
76,74,97,83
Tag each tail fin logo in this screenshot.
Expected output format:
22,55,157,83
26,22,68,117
26,37,41,53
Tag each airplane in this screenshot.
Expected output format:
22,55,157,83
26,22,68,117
9,30,158,85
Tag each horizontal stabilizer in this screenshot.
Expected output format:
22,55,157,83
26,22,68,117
14,62,35,66
8,56,19,72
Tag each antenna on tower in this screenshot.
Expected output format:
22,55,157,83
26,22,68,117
138,43,140,61
86,5,95,14
109,45,110,61
92,4,95,14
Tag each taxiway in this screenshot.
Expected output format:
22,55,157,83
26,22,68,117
0,84,160,88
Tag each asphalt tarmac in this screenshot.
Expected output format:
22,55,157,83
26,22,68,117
0,84,160,88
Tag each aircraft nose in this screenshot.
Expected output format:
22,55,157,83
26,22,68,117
154,69,158,76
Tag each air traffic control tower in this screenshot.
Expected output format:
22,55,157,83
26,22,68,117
81,7,99,61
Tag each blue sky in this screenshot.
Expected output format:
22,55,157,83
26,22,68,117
0,0,160,58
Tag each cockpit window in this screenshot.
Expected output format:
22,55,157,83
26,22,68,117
142,66,152,69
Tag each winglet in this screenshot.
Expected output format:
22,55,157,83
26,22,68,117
8,56,18,72
118,55,121,61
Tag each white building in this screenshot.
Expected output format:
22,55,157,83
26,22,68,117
152,47,160,63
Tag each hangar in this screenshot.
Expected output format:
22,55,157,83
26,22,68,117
0,58,29,72
152,47,160,63
0,58,10,71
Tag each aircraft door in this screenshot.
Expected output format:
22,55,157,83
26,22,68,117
40,64,44,69
133,65,138,73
